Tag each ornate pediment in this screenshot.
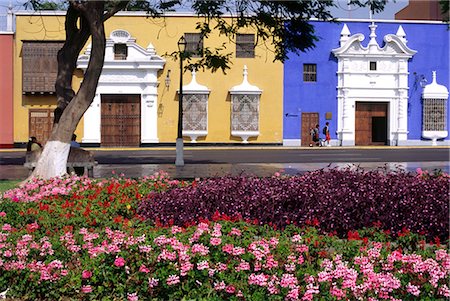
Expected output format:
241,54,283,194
332,23,417,58
77,29,165,70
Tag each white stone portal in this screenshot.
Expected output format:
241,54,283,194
77,29,165,144
332,23,417,146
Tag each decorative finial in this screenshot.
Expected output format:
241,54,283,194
368,22,379,51
432,71,437,84
243,65,249,84
339,24,351,46
396,25,407,43
191,69,197,83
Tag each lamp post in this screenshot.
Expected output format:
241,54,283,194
175,36,187,166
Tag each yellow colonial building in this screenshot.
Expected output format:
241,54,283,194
13,11,283,147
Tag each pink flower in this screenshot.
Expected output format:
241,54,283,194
214,281,226,291
127,292,139,301
139,265,150,273
229,228,242,236
210,237,222,246
225,285,236,294
0,212,6,217
2,224,12,231
406,283,421,296
171,226,182,234
248,273,269,287
280,273,298,288
114,257,125,267
197,260,209,270
81,285,92,293
148,277,159,288
82,270,92,279
166,275,180,285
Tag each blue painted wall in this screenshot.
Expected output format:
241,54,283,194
283,20,449,142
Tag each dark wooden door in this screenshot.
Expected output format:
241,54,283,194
355,102,388,146
301,112,319,146
101,94,141,147
29,109,54,144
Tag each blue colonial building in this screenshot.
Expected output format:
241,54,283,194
283,20,449,146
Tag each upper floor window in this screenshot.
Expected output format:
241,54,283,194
236,34,255,58
303,64,317,82
114,43,127,60
185,33,203,58
22,41,64,94
369,61,377,71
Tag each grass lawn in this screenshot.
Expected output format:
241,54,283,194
0,180,20,193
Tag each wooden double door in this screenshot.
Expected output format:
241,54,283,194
355,102,388,146
301,112,319,146
101,94,141,147
29,109,54,145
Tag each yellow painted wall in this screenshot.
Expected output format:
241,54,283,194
14,13,83,144
15,12,283,144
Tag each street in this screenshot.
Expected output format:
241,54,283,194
1,146,449,165
1,146,449,180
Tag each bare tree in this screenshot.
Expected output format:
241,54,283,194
27,0,387,180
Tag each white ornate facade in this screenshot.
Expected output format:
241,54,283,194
422,71,449,145
181,70,210,142
332,23,417,146
229,66,262,143
77,29,165,144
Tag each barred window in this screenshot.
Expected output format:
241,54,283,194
22,41,64,94
185,33,203,58
303,64,317,82
114,44,127,60
423,99,447,131
183,94,208,132
236,34,255,58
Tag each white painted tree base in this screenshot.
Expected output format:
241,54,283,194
30,141,71,180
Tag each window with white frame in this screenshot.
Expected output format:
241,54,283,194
183,94,208,132
231,94,259,132
423,99,447,131
114,43,127,60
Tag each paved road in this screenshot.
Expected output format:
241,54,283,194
1,147,448,180
1,146,449,165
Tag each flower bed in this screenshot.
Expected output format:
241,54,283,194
0,170,448,300
138,168,449,240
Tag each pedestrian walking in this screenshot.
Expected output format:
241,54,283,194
310,124,320,147
323,122,331,147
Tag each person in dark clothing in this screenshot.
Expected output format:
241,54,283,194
26,136,42,152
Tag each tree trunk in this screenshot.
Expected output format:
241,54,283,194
29,1,106,180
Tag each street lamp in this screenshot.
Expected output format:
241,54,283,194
175,36,187,166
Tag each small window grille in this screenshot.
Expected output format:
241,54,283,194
236,34,255,58
303,64,317,82
369,61,377,71
423,99,447,131
114,44,127,60
185,33,203,58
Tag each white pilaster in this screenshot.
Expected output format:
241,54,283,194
82,94,101,143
